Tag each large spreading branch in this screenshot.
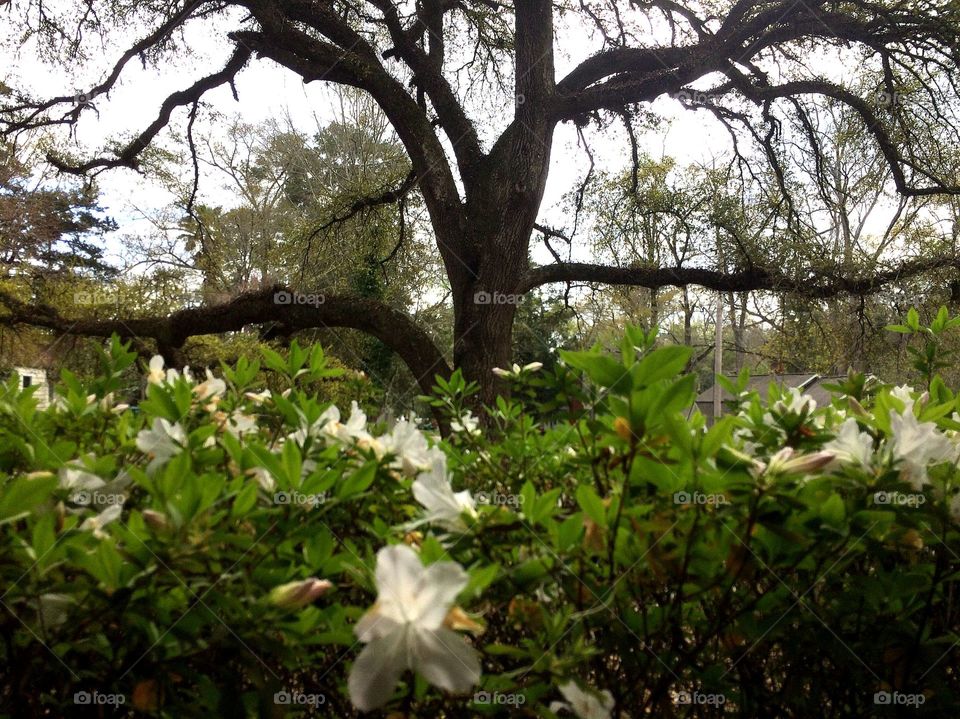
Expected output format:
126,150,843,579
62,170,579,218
518,255,960,298
0,286,451,396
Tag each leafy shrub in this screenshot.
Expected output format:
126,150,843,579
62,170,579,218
0,319,958,717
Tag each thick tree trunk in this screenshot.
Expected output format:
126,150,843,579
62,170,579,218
445,0,555,408
454,296,516,407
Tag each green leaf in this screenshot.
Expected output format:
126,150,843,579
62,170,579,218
0,475,57,525
463,563,500,599
557,514,583,551
532,488,563,524
576,485,607,528
649,374,697,418
907,307,920,331
337,461,378,499
820,493,846,529
281,440,302,487
303,529,334,570
559,350,629,392
31,512,57,566
634,345,692,386
520,481,536,513
232,481,258,517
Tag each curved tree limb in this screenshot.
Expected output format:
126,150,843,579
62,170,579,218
517,256,960,298
0,286,451,397
46,46,252,174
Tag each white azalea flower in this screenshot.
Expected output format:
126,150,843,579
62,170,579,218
248,466,275,492
824,419,874,469
889,409,957,489
136,418,188,473
412,455,476,531
522,361,543,372
773,387,816,415
79,503,123,539
450,410,481,436
147,355,166,385
381,417,436,476
290,402,376,449
288,405,339,446
194,369,226,401
329,401,372,443
58,467,105,491
149,355,194,386
244,389,272,404
890,384,917,411
348,544,480,711
227,411,258,438
550,681,614,719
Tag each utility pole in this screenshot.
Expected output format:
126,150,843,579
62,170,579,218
714,292,723,422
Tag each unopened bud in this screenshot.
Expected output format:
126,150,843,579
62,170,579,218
269,578,333,609
142,509,170,531
767,447,835,476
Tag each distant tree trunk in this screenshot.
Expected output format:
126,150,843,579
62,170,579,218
649,287,660,331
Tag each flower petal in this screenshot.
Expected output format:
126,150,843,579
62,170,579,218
374,544,427,618
348,629,408,712
410,627,480,695
355,605,402,643
414,562,469,628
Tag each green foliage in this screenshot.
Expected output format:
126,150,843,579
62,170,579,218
0,325,958,717
887,305,960,388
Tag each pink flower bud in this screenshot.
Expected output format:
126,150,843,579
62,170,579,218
269,578,333,609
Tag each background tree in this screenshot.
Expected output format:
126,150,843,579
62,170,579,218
4,1,960,403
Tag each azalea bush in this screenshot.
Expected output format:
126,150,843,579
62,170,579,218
0,317,959,717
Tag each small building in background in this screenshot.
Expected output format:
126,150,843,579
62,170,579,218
12,367,52,409
695,373,845,424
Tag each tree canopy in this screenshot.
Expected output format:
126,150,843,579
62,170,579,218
3,0,960,400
